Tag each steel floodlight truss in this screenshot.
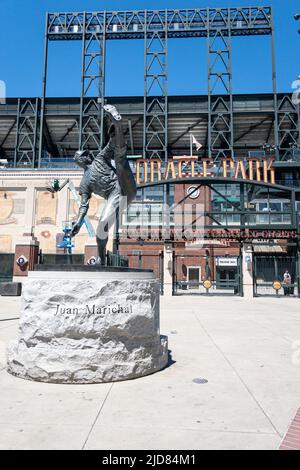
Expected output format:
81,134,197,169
14,98,39,168
276,94,300,160
37,6,276,166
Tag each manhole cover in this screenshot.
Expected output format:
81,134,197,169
193,378,208,384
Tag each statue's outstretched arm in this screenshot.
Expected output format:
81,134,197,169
71,193,91,236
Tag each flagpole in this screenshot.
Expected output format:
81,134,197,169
190,133,192,157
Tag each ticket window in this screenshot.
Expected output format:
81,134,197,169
188,267,201,289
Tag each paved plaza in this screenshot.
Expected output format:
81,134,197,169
0,294,299,450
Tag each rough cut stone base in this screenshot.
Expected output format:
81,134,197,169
7,269,168,383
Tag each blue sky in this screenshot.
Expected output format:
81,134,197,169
0,0,299,97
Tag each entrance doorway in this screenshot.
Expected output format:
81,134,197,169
216,266,239,293
187,266,201,290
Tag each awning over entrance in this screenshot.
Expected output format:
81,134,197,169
253,244,284,253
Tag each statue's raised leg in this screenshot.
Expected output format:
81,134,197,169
95,185,122,265
104,105,137,203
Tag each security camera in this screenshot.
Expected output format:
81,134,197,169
87,256,97,266
16,255,29,267
294,13,300,21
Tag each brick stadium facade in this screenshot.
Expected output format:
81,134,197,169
0,94,299,297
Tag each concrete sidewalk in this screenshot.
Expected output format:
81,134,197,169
0,295,299,450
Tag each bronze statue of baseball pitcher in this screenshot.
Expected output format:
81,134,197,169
71,105,136,265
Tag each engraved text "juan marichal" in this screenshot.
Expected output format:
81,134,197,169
55,304,133,316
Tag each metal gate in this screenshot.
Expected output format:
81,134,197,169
253,255,299,297
0,254,14,282
172,250,242,296
124,251,164,295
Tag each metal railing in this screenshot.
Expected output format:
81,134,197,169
123,209,295,229
0,158,78,170
277,149,300,163
40,158,78,169
106,252,128,268
276,180,300,188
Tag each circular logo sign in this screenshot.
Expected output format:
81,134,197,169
272,281,282,291
203,279,212,290
187,186,200,199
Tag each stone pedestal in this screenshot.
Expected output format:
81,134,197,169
7,266,168,384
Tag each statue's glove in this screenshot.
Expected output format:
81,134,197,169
71,222,81,237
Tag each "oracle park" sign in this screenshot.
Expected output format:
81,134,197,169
136,156,275,186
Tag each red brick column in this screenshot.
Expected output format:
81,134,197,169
13,235,40,278
84,241,98,265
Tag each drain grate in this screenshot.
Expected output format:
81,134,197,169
193,378,208,384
